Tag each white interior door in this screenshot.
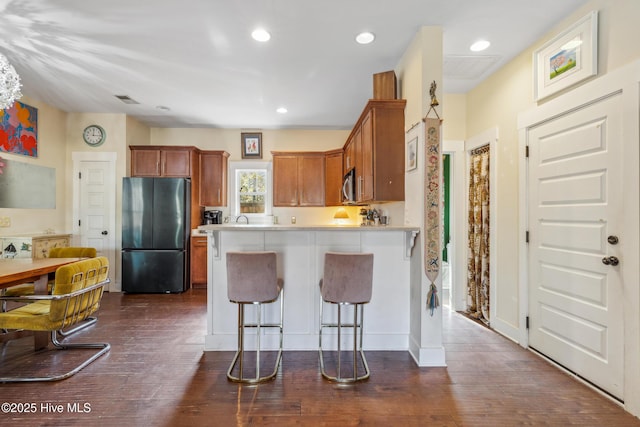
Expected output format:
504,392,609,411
527,92,624,399
73,153,117,288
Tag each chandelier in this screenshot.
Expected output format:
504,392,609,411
0,53,22,110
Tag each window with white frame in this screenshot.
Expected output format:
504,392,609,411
229,161,272,218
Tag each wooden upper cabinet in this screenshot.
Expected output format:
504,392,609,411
130,146,198,178
130,145,202,228
273,152,325,207
324,149,343,206
344,139,355,174
360,110,374,202
200,150,229,206
273,155,299,207
299,155,325,206
162,150,191,177
342,99,406,203
130,149,161,176
352,126,363,202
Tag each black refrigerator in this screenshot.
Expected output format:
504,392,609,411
122,177,190,293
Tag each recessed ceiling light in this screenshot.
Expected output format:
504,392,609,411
276,107,288,114
251,28,271,42
355,32,375,44
470,40,490,52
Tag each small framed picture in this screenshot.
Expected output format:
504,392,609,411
241,132,262,159
533,11,598,101
406,137,417,171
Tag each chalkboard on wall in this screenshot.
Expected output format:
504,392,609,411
0,158,56,209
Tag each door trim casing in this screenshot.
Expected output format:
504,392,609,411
518,60,640,415
462,129,499,332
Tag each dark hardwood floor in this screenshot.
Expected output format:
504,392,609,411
0,289,638,426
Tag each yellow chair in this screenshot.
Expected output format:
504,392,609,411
2,247,99,335
0,257,110,382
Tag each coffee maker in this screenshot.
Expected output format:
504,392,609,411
203,210,222,224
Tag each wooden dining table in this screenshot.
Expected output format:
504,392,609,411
0,257,82,349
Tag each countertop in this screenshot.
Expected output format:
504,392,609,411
1,233,71,238
197,224,419,233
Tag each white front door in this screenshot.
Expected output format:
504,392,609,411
527,92,624,399
73,153,117,288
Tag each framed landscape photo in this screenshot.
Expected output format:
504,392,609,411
406,137,417,171
241,132,262,159
533,11,598,102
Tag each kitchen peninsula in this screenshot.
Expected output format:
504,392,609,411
199,224,421,355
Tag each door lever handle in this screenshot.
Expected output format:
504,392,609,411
602,256,619,266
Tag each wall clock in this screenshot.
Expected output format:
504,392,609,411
82,124,106,147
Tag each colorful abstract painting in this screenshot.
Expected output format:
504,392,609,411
0,101,38,157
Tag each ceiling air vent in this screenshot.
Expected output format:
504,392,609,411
115,95,140,105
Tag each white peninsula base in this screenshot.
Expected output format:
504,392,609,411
200,225,443,366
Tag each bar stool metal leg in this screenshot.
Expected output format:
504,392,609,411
227,291,284,384
319,300,370,382
318,251,373,383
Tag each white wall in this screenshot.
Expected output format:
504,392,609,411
465,0,640,337
0,95,68,235
396,26,446,366
462,0,640,416
150,128,349,162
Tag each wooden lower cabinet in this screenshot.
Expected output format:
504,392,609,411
190,235,208,289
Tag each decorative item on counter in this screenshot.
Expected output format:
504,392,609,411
358,208,384,226
359,208,368,226
333,208,349,219
333,208,349,225
372,209,380,225
2,242,16,258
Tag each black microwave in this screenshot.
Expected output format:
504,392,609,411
342,168,356,204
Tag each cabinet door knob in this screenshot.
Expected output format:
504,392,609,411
101,230,108,235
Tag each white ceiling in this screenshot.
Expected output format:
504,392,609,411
0,0,588,129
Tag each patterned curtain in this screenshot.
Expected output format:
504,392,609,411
467,146,490,324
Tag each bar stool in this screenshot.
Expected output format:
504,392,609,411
319,252,374,382
226,251,284,383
